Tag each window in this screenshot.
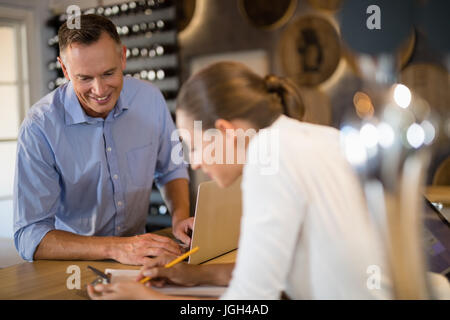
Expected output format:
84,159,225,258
0,15,30,238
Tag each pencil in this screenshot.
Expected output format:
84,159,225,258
139,246,199,284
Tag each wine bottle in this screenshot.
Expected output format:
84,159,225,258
131,47,140,57
111,5,120,16
83,8,96,15
48,61,57,71
140,70,148,79
158,205,168,215
131,24,140,34
104,7,112,17
47,35,59,47
55,77,68,86
120,3,129,15
48,80,56,91
128,1,138,14
121,26,129,36
140,48,149,57
140,22,148,32
156,19,174,31
147,69,156,81
96,6,105,15
152,44,177,56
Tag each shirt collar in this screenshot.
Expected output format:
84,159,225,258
113,93,129,118
63,81,129,125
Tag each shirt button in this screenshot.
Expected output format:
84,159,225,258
107,147,112,152
113,174,118,180
117,201,123,206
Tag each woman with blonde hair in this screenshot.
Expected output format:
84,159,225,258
89,61,391,300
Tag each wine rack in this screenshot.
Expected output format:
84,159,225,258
45,0,179,116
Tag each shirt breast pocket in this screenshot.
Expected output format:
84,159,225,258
126,143,156,187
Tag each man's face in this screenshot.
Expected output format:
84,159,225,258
58,32,126,118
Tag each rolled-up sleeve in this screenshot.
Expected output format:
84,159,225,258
13,119,60,261
153,92,189,188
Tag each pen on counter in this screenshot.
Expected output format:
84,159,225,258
139,246,199,284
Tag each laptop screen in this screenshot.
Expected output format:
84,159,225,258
423,197,450,280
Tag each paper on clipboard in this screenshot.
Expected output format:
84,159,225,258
104,269,226,297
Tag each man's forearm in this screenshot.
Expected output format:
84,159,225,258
33,230,119,261
159,178,190,224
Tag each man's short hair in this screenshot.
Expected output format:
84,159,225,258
58,14,121,55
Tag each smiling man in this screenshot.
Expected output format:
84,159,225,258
13,14,192,265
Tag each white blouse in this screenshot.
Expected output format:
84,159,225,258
221,115,392,299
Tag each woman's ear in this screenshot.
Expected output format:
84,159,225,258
214,119,235,134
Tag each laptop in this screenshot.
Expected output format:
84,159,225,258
188,177,242,265
423,197,450,281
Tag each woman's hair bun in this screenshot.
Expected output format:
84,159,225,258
264,74,305,120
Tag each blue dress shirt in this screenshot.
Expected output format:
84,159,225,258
13,76,189,261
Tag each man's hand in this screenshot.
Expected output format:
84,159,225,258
172,217,194,246
111,233,182,265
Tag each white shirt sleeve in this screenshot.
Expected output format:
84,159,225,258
221,139,307,300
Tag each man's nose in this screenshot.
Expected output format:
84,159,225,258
91,78,108,96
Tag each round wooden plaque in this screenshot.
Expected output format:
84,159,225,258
176,0,196,32
400,63,450,117
344,30,416,75
238,0,298,30
279,15,340,86
307,0,344,11
432,156,450,186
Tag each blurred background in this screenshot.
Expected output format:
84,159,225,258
0,0,448,279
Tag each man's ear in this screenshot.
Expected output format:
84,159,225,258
57,56,70,81
121,45,127,71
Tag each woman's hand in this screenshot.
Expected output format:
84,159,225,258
87,281,166,300
138,254,202,288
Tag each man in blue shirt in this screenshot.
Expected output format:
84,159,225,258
13,14,192,265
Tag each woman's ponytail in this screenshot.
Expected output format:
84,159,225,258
264,75,305,121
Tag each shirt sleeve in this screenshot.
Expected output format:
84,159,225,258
152,92,189,188
13,119,60,261
220,135,307,300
